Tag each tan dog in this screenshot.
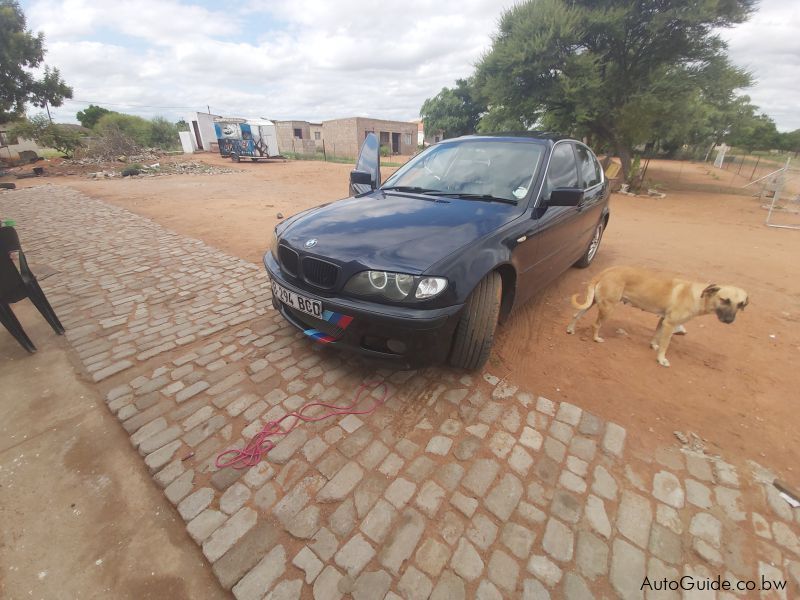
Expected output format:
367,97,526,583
566,266,749,367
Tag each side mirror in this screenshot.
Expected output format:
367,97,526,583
548,188,584,206
350,170,374,188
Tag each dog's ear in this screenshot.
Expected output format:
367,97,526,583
702,284,720,298
742,296,749,310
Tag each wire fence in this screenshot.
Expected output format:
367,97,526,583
711,149,800,229
282,138,411,168
714,151,798,186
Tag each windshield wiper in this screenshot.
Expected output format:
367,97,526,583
382,186,442,194
430,192,518,205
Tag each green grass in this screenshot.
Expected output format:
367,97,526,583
282,152,405,168
37,148,67,159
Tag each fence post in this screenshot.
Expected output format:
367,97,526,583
749,156,761,181
737,156,745,175
323,140,327,162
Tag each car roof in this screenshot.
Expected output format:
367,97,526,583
445,131,575,145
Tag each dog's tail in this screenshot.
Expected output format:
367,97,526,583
571,281,597,310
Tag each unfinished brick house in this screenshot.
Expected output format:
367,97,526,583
275,120,316,155
309,123,323,150
322,117,417,158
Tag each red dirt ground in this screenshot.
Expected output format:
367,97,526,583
7,156,799,485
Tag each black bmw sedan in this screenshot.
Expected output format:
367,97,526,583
264,132,610,370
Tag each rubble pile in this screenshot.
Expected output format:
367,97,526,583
86,161,238,179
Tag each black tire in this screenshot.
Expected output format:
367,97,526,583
231,154,240,163
449,271,502,371
575,219,604,268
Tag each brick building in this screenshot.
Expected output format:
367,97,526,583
275,120,316,155
322,117,417,159
309,123,324,150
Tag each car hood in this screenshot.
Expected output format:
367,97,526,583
279,191,521,273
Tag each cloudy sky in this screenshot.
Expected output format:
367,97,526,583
19,0,800,131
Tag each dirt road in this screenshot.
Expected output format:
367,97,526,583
15,156,800,482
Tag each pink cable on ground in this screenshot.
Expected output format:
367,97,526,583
215,380,389,470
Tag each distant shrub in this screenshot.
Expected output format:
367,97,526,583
149,116,179,150
380,144,391,157
122,163,144,177
95,113,153,147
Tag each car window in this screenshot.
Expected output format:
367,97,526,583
546,143,579,191
382,140,545,202
576,144,602,188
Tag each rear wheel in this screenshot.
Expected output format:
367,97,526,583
575,220,604,268
231,154,240,163
449,272,502,371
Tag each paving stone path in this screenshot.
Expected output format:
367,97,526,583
3,185,799,599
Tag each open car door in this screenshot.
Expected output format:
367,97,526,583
349,132,381,196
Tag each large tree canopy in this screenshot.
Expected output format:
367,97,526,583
0,0,72,122
419,78,485,140
468,0,756,176
76,104,115,129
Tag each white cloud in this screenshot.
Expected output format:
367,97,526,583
22,0,800,132
722,0,800,131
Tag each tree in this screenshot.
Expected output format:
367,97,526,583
76,104,114,128
94,112,153,147
0,1,72,122
474,0,756,178
175,119,189,131
779,129,800,156
30,65,72,120
149,116,179,149
10,113,83,157
646,57,752,157
727,111,780,152
420,78,485,139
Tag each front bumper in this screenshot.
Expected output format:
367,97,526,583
264,252,463,367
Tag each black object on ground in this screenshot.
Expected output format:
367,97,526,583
0,226,65,353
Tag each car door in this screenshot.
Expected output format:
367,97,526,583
573,143,607,250
349,132,381,196
516,141,583,300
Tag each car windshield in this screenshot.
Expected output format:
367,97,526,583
382,139,545,203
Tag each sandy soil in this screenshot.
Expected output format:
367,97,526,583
0,302,228,600
9,155,799,483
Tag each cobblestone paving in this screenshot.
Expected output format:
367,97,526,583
3,185,799,599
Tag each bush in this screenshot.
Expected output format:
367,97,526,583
149,116,179,150
92,113,180,153
121,163,144,177
9,114,84,158
84,126,141,159
380,144,391,157
95,113,152,146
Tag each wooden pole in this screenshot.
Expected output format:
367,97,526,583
749,156,761,181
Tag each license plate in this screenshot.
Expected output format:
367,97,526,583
272,281,323,319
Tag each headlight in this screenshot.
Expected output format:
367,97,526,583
415,277,448,299
344,271,447,301
269,229,279,258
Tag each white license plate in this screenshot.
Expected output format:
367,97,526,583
272,281,323,319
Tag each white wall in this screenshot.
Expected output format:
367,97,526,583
0,131,41,159
186,112,221,152
178,131,195,154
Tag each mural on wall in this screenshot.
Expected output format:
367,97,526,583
214,121,255,157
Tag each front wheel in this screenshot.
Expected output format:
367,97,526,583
231,154,240,163
575,220,604,268
449,272,502,371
